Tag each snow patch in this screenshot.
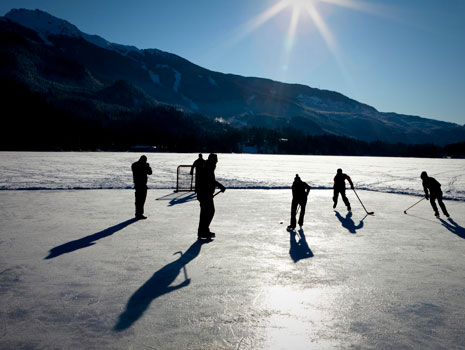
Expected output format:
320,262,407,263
156,64,181,92
173,70,181,93
6,9,140,55
247,95,256,103
298,94,325,107
1,153,464,202
181,95,198,110
208,76,217,87
142,65,160,85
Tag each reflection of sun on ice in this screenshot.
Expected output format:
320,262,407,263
260,285,341,349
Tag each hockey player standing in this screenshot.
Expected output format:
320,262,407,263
190,154,205,192
131,155,152,220
333,168,354,211
195,154,226,239
288,174,311,230
421,171,450,217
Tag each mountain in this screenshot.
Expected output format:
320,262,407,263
1,8,465,146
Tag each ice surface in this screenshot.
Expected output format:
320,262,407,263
0,152,464,201
0,189,464,349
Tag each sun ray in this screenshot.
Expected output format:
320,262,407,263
230,1,290,48
285,6,301,51
318,0,400,22
303,2,352,87
205,0,394,94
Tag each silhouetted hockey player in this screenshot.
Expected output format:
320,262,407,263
421,171,450,218
333,168,353,211
131,155,152,219
287,174,311,230
190,154,205,192
196,154,225,239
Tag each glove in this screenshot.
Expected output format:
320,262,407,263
425,194,429,200
351,185,354,190
220,184,226,192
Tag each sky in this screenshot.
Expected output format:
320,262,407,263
1,0,465,125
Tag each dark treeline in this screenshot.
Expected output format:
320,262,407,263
1,80,464,158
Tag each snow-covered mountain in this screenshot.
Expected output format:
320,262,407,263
2,8,465,145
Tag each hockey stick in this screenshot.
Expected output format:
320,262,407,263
174,251,188,280
213,190,223,197
352,188,374,215
403,197,425,214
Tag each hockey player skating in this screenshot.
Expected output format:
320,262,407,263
287,174,311,231
131,155,152,220
421,171,450,218
196,154,226,239
333,168,354,211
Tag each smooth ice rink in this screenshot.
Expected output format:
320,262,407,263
1,188,464,349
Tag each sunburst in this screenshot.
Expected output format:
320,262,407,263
229,0,389,80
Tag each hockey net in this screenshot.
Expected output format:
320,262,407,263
175,165,195,192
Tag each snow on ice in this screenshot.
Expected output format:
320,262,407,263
0,152,463,200
1,152,464,349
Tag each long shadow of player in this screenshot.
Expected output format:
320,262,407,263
335,211,365,234
114,240,207,331
45,218,137,259
289,228,313,263
439,218,465,239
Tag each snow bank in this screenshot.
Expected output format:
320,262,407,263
0,152,464,200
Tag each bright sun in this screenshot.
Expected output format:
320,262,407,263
231,0,385,76
285,0,313,10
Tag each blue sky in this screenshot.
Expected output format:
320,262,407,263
2,0,465,125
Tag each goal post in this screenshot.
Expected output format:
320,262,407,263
175,165,195,192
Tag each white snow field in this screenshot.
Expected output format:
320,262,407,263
1,152,465,349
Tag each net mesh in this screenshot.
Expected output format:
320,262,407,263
176,165,194,192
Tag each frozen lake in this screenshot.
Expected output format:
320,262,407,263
1,188,464,349
1,152,465,349
0,152,464,200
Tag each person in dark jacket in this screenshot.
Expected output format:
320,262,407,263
421,171,450,217
190,154,205,192
288,174,311,230
131,155,152,219
333,168,353,211
195,153,225,238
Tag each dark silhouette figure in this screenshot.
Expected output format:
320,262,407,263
288,174,311,230
114,240,206,331
190,153,205,192
45,218,137,259
439,218,465,239
335,211,365,234
132,155,152,219
333,168,354,211
195,154,225,239
289,228,313,262
421,171,450,218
